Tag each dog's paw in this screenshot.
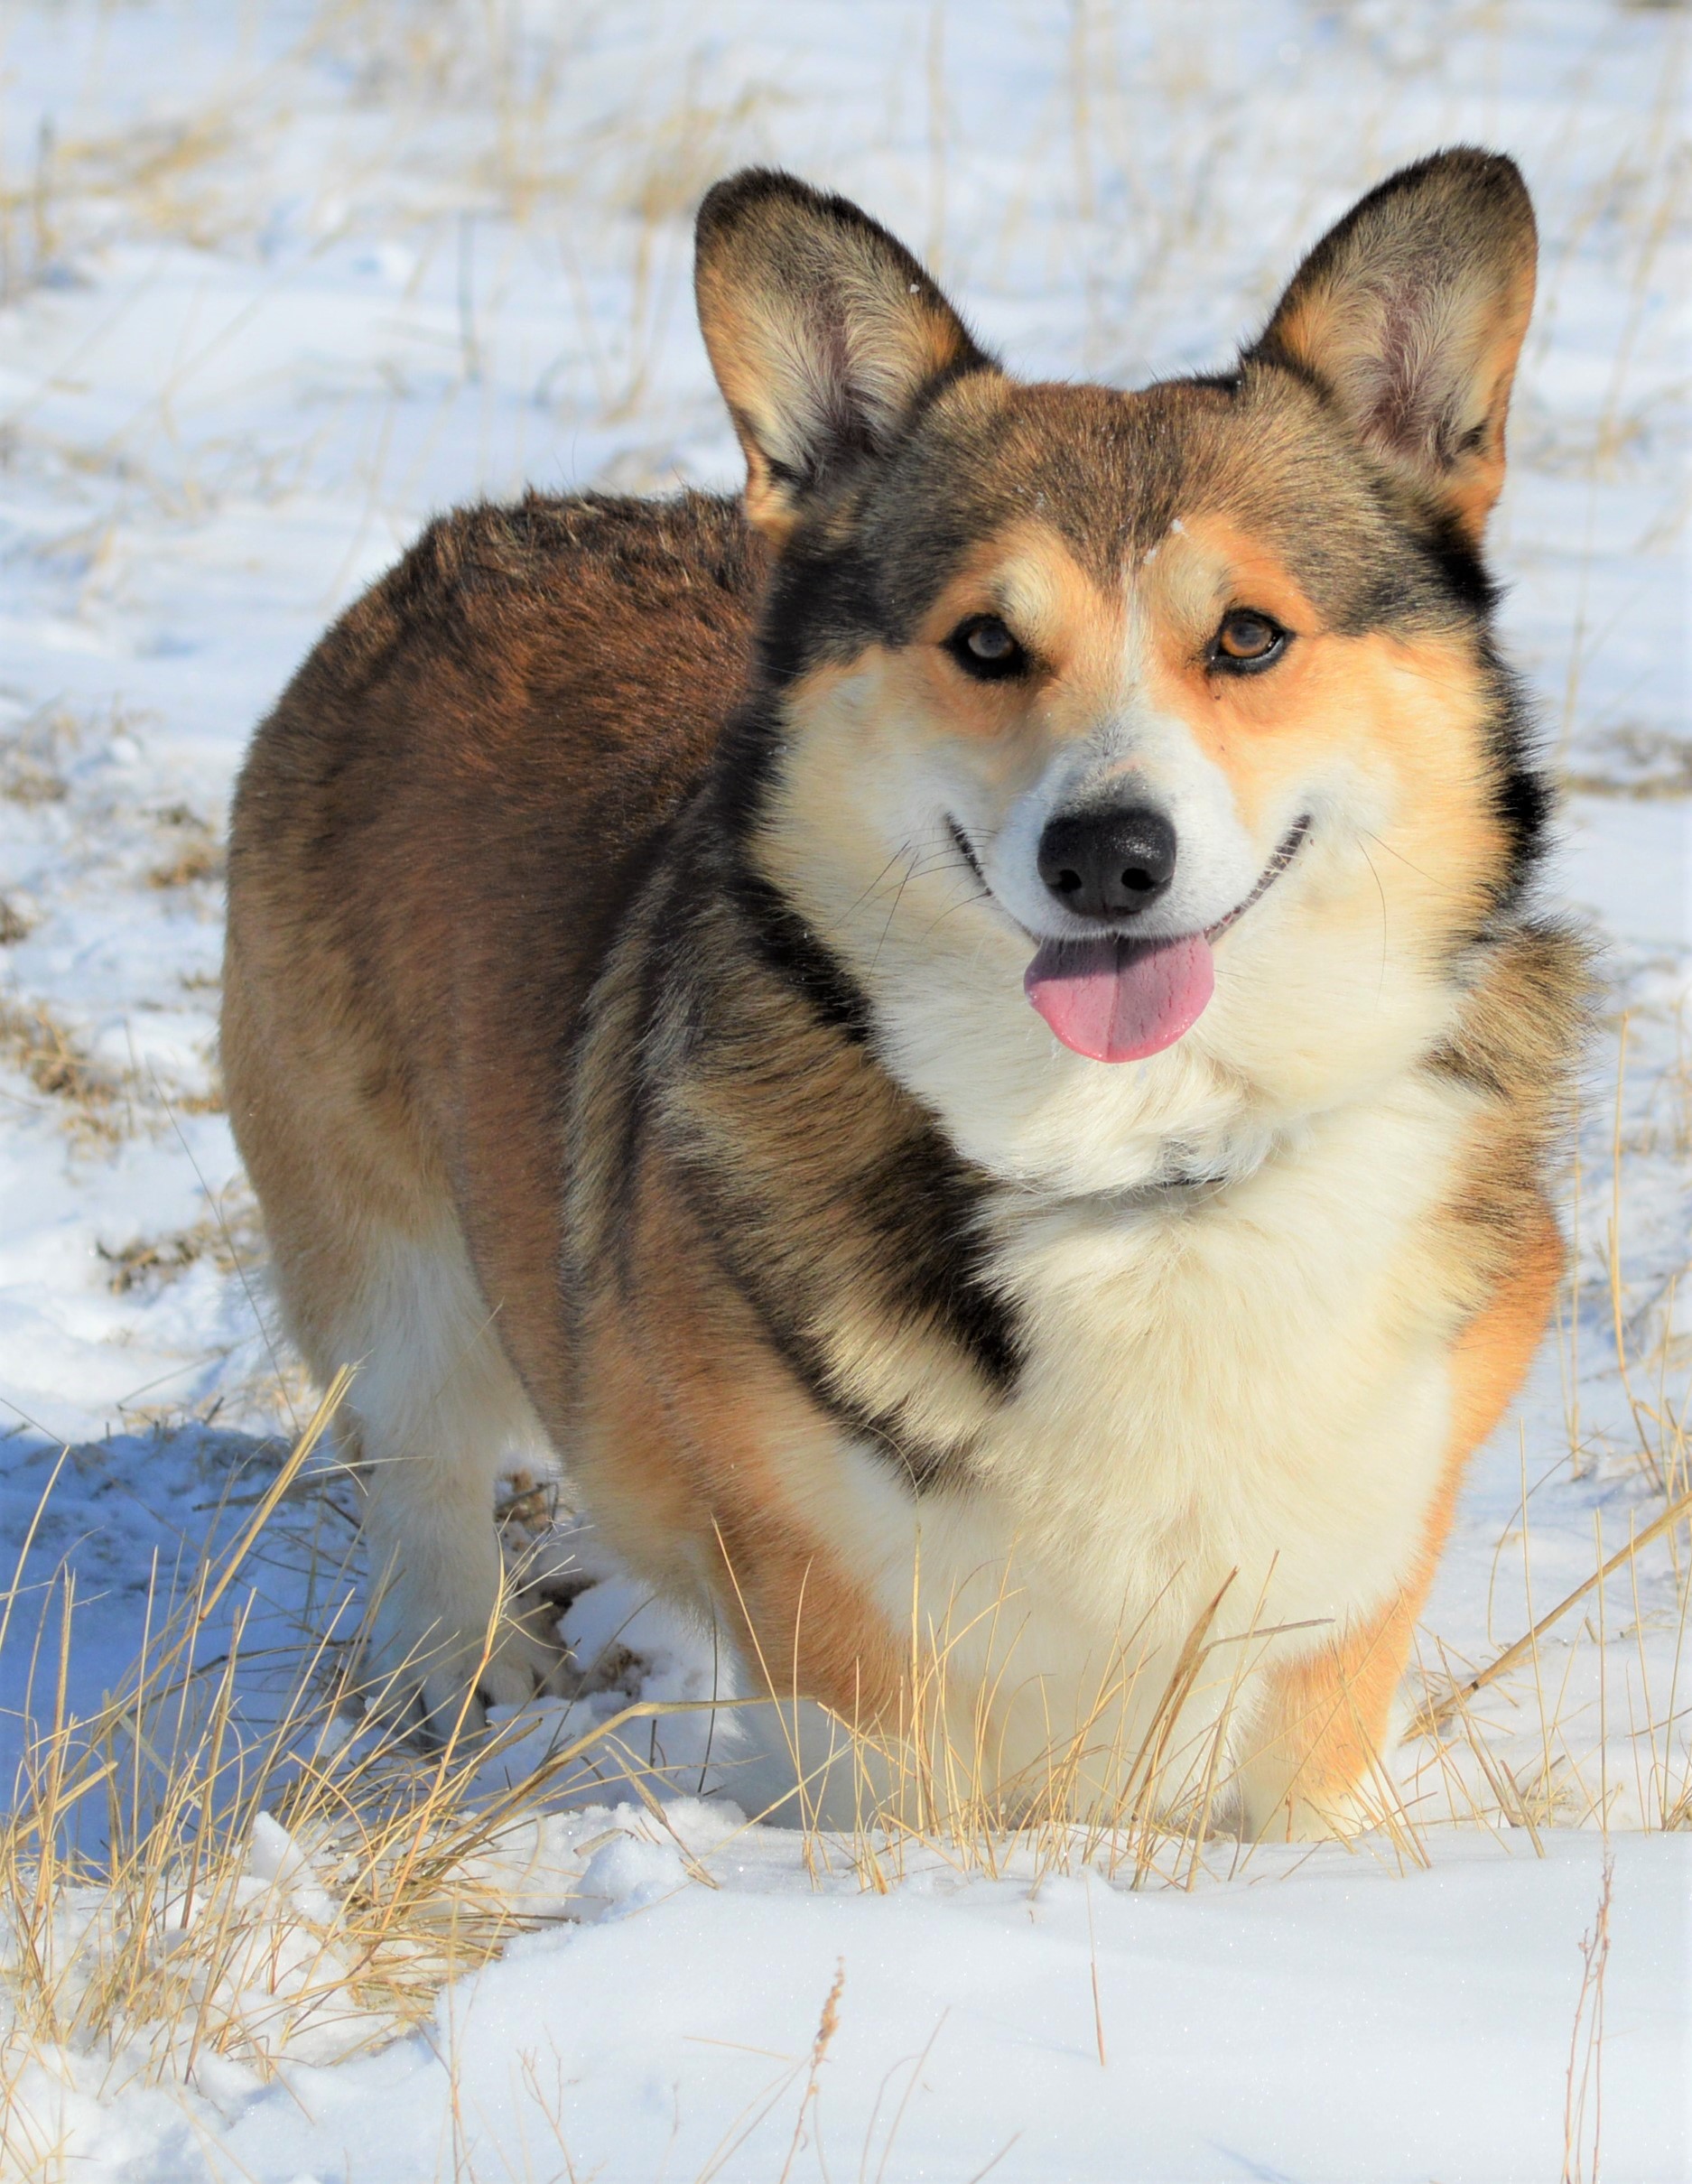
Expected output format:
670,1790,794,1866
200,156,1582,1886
360,1590,570,1745
476,1607,573,1711
1246,1783,1383,1844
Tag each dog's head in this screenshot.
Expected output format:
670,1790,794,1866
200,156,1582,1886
693,153,1542,1190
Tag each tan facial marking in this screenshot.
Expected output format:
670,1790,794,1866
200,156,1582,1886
905,522,1126,738
1143,512,1318,663
770,525,1135,845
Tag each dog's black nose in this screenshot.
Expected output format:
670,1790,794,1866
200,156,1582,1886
1037,804,1176,920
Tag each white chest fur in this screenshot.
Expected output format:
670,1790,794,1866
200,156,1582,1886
811,1071,1477,1819
984,1074,1470,1612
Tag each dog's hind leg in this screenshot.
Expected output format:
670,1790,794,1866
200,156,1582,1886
340,1214,569,1735
222,967,566,1739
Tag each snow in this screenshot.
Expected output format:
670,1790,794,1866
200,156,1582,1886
216,1831,1692,2184
1,3,1688,2179
13,1818,1689,2182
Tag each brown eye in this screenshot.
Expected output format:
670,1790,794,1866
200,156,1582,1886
1212,609,1289,674
946,614,1027,681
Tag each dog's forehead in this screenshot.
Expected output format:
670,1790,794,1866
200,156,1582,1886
879,379,1203,569
871,370,1391,627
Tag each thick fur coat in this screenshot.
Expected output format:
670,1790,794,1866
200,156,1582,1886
223,150,1586,1837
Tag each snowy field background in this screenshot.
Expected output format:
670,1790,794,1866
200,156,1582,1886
1,3,1689,2179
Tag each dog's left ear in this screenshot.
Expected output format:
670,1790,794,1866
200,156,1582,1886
695,169,995,543
1249,148,1537,540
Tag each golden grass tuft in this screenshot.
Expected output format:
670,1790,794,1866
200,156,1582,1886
0,1000,126,1144
0,1380,546,2132
0,998,226,1140
96,1201,261,1297
145,847,224,893
0,705,78,810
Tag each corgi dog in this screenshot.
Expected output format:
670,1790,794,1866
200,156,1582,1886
223,149,1585,1839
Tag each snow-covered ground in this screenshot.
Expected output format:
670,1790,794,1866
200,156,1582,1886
1,3,1688,2178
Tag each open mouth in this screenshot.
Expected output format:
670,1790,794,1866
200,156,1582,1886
1201,814,1310,943
1019,815,1311,1064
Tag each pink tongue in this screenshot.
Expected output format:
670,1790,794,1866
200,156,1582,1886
1024,934,1214,1063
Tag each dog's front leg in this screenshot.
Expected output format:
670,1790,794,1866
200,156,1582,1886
1239,1206,1563,1840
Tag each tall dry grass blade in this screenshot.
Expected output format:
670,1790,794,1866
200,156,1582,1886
1415,1482,1692,1734
195,1367,352,1631
1561,1851,1614,2184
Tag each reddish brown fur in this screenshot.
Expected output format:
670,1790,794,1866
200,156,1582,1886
226,494,762,1419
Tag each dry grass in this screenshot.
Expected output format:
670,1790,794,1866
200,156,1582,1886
1564,725,1692,801
0,73,250,304
0,1380,793,2154
0,998,224,1140
144,846,223,892
0,1380,565,2131
145,808,225,894
4,1348,1685,2169
0,1516,1271,2169
0,706,80,811
0,999,126,1145
96,1200,261,1297
1561,1852,1614,2184
712,1547,1439,1902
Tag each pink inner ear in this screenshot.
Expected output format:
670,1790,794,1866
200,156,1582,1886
1361,286,1463,465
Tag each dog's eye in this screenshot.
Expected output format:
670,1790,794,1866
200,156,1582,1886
946,614,1027,681
1211,609,1288,674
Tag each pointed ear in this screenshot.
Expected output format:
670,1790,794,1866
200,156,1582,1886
694,169,995,543
1248,149,1537,540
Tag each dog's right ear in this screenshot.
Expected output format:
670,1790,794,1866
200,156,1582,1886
695,170,995,544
